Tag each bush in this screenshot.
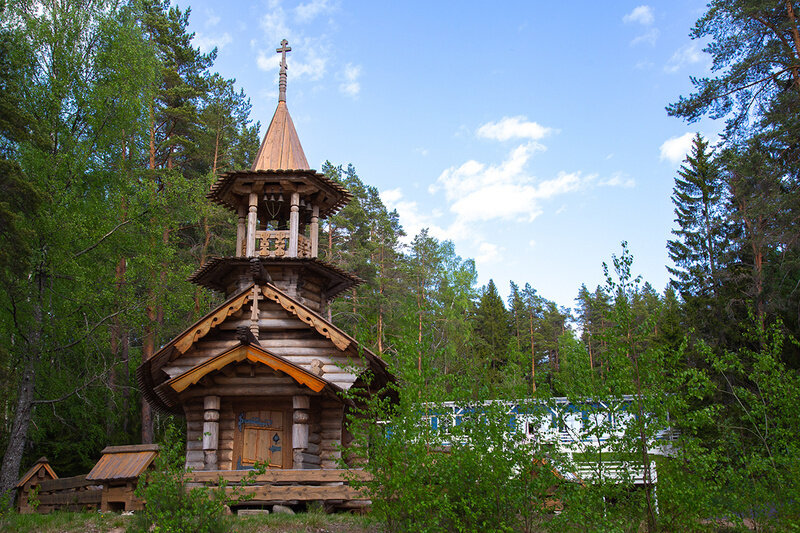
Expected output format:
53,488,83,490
130,424,229,533
346,385,563,533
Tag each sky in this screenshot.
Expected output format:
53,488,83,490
180,0,722,311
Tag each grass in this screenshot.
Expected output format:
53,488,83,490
0,510,384,533
0,511,127,533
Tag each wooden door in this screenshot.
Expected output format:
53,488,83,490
235,408,289,469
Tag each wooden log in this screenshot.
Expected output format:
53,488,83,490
265,347,341,357
320,450,342,460
228,484,366,501
38,475,94,493
320,429,342,440
296,452,321,465
258,338,334,348
209,376,297,386
186,450,204,463
38,490,102,506
185,469,371,483
304,442,320,455
195,339,241,350
323,373,359,384
320,439,341,450
181,386,320,398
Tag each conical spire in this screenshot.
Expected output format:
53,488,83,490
251,39,310,171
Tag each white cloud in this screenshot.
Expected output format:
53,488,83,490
204,9,220,28
295,0,334,22
528,239,536,248
339,63,361,97
257,39,328,81
660,132,695,164
623,6,654,25
664,43,705,73
257,5,330,82
380,188,448,244
599,173,636,188
476,116,552,142
260,5,291,43
476,242,502,264
631,28,659,46
430,143,585,225
194,32,232,53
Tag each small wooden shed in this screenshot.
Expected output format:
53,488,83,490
86,444,159,511
15,457,57,513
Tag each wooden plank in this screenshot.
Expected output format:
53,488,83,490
186,469,371,483
258,339,333,348
262,347,339,357
210,376,297,386
181,386,319,398
101,444,159,454
231,484,366,501
38,490,102,506
38,475,94,493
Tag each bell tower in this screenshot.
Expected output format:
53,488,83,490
191,39,358,313
138,41,392,476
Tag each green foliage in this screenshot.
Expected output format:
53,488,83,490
132,424,229,533
345,353,563,533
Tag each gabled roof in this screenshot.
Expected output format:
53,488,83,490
16,457,57,488
166,343,329,394
137,281,393,414
86,445,159,481
251,101,310,171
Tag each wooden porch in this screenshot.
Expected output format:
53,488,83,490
185,468,372,506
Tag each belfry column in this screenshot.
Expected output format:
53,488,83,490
310,205,319,257
288,192,300,257
202,396,220,470
236,204,246,257
245,192,258,257
292,395,310,468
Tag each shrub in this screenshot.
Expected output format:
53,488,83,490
130,424,229,533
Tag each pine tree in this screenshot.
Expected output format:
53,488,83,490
667,134,727,343
473,280,511,373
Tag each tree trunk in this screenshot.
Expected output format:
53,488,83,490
529,311,536,393
0,292,42,502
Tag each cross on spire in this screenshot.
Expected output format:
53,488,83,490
276,39,291,102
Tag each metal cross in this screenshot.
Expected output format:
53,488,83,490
276,39,291,102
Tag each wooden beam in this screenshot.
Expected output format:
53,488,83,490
229,484,367,501
173,291,252,354
261,285,351,351
186,469,371,483
168,345,327,394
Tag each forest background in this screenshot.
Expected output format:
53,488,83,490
1,0,799,530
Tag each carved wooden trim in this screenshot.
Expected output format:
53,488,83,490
167,345,327,394
261,285,351,351
173,290,252,355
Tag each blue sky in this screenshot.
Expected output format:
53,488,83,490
182,0,721,311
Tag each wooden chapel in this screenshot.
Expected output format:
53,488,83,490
137,40,393,475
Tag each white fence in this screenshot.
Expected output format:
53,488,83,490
422,396,678,486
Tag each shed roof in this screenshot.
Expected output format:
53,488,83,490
86,445,159,481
